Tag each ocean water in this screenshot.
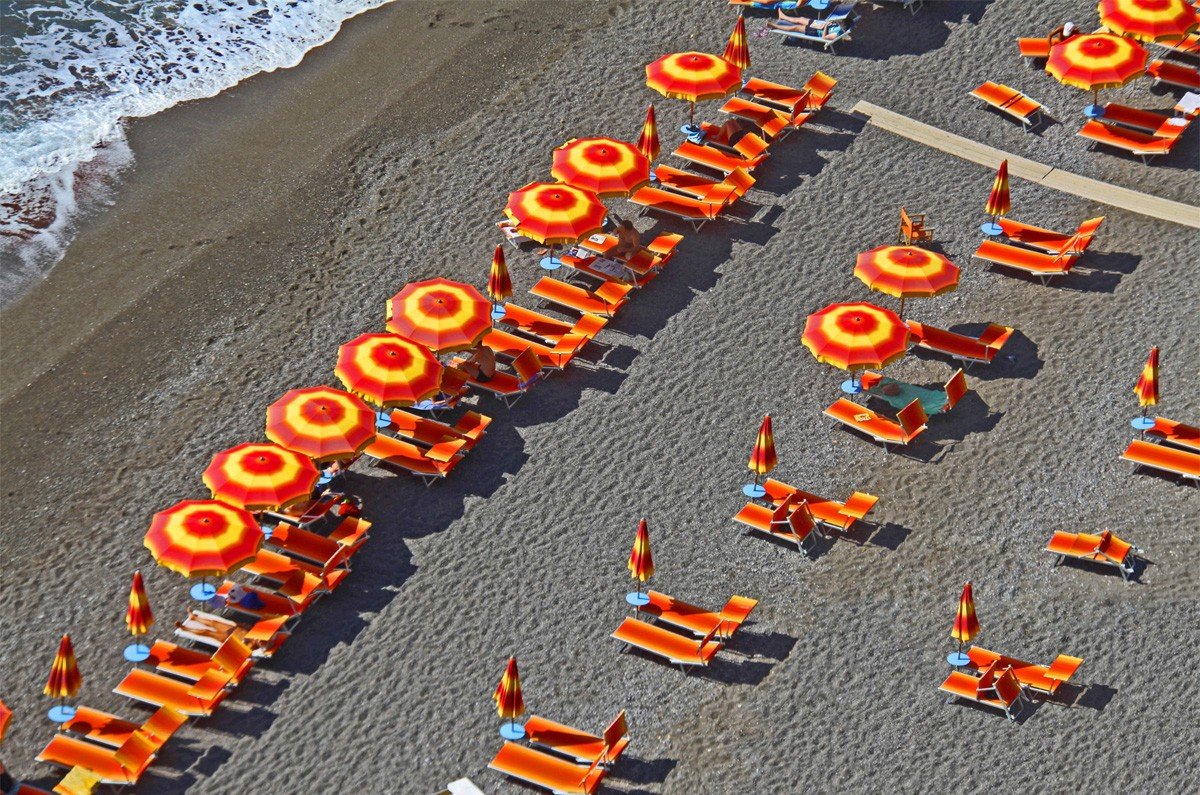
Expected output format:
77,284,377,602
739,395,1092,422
0,0,394,304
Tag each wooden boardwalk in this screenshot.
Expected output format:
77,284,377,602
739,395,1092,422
851,100,1200,230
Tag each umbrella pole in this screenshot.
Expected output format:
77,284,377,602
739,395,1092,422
899,296,906,319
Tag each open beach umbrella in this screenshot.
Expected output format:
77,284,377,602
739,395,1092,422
1099,0,1198,42
949,582,979,666
0,698,11,742
488,245,512,321
982,160,1011,235
552,137,650,199
745,415,777,498
637,105,661,164
504,181,606,270
645,51,741,132
1047,33,1148,117
724,14,751,71
124,570,154,663
203,442,319,513
493,656,526,739
854,246,960,318
44,634,82,723
627,518,654,609
266,386,377,464
1133,346,1160,429
336,333,443,426
145,499,263,601
386,278,492,354
802,302,909,394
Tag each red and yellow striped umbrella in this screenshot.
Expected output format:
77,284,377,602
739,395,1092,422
126,570,154,638
44,635,82,700
203,442,319,512
646,51,741,126
0,698,11,743
266,386,377,463
488,245,512,307
749,415,777,477
1134,346,1159,408
493,656,525,725
1047,33,1147,110
802,302,909,374
504,181,606,246
336,333,443,410
985,159,1011,220
637,105,660,163
1099,0,1198,42
952,582,980,647
724,14,751,71
854,246,960,317
145,499,263,579
628,518,654,585
386,278,492,354
552,137,650,199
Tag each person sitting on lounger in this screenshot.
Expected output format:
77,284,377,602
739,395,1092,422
457,344,497,382
221,584,264,611
610,219,644,262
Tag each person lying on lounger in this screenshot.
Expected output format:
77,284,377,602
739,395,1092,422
768,9,844,37
456,344,496,382
704,118,756,148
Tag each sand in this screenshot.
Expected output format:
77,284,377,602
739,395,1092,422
1,0,1198,792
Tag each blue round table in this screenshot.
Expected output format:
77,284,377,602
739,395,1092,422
539,255,563,271
980,221,1003,236
48,705,76,723
190,582,217,601
946,651,970,668
840,378,863,395
743,483,767,498
499,722,526,740
1084,104,1105,119
124,643,151,663
626,592,650,608
1130,416,1154,431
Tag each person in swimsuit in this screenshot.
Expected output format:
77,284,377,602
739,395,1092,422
458,344,497,382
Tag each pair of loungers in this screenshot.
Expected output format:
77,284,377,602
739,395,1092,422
35,706,187,787
489,709,630,793
972,216,1105,285
1015,26,1079,61
612,591,758,673
824,369,967,452
767,4,860,52
629,168,756,231
941,649,1083,720
1046,529,1142,581
733,479,879,553
1077,102,1194,163
1124,413,1200,485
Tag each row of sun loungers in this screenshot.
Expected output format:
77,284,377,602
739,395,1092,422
972,215,1105,285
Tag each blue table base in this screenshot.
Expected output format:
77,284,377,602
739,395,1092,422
260,524,274,539
743,483,766,498
499,722,526,740
124,643,151,663
375,411,392,429
1084,104,1104,118
190,582,217,601
840,378,863,395
981,221,1003,236
48,705,76,723
1130,416,1155,430
946,651,970,668
539,255,563,271
626,592,650,607
491,306,507,321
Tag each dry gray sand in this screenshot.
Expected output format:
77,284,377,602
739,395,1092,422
1,1,1198,793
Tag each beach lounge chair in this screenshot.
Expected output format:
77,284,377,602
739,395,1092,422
1077,120,1177,163
1147,417,1200,452
497,304,607,345
732,495,821,554
800,71,837,111
327,514,372,549
484,327,590,371
113,668,232,718
496,219,531,248
174,610,291,658
653,165,755,204
639,590,759,640
741,77,811,115
1147,59,1200,91
60,705,186,750
35,731,157,787
718,97,795,139
995,216,1104,254
241,547,349,590
1121,439,1200,482
612,618,723,673
573,231,682,287
972,235,1082,284
898,207,934,245
524,711,630,766
757,478,880,533
269,522,366,569
488,742,606,794
671,134,770,175
1017,27,1077,61
906,321,1014,370
530,276,632,318
965,647,1084,695
1099,104,1194,138
858,368,968,415
263,489,348,528
969,82,1046,129
143,636,254,685
362,433,469,484
769,6,859,52
1046,529,1141,581
824,397,928,452
52,768,101,795
1154,32,1199,56
628,185,730,231
938,662,1029,721
452,346,545,407
382,408,492,454
213,579,319,622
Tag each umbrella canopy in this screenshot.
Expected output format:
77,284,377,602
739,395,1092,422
1047,33,1147,110
126,570,154,637
144,499,263,579
802,302,909,373
493,656,525,721
386,279,493,354
44,635,82,699
202,442,320,512
952,582,980,645
488,245,512,305
723,14,751,71
552,137,650,199
855,246,960,300
266,386,377,463
0,698,11,743
503,181,606,246
645,51,741,125
1099,0,1198,42
748,414,777,476
336,333,443,409
637,105,660,163
985,160,1011,219
1135,346,1160,407
628,518,654,583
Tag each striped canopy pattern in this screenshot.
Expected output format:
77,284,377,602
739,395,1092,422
386,278,492,354
985,160,1011,218
336,333,443,409
504,181,606,246
203,442,319,512
126,570,154,637
723,14,751,71
44,635,82,699
0,698,11,743
493,656,525,721
952,582,980,644
1099,0,1198,42
552,137,650,199
802,302,909,372
854,246,960,299
1047,33,1147,90
144,499,263,579
1134,346,1160,407
645,51,741,103
637,105,660,163
749,414,777,476
488,245,512,304
266,386,377,463
628,518,655,582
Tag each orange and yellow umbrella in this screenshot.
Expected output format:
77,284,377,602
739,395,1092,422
504,181,606,246
627,518,654,607
646,51,741,127
1099,0,1198,42
145,499,263,583
124,570,154,662
854,246,960,317
386,278,492,354
802,302,908,391
723,14,751,71
203,442,319,512
952,582,980,652
266,386,377,464
336,333,443,413
0,697,11,742
637,105,660,163
493,656,526,738
745,415,776,498
1047,33,1147,114
1134,346,1160,411
488,244,512,316
984,160,1011,232
44,634,82,721
552,137,650,199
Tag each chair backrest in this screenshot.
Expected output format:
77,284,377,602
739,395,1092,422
439,365,469,396
1076,216,1105,242
55,765,102,795
142,705,187,743
943,369,968,411
899,207,914,235
1053,232,1084,262
993,667,1024,706
188,668,233,701
212,635,253,673
698,624,720,652
897,399,928,435
788,500,816,538
725,167,756,195
513,347,544,386
770,492,798,527
603,710,629,750
734,133,769,160
975,660,1000,692
804,71,837,102
113,729,158,773
577,755,605,788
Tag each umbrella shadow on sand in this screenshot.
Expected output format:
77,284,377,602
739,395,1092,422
749,127,860,196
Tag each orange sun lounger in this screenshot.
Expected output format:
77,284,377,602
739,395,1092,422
453,346,545,407
52,767,101,795
239,547,348,594
1121,439,1200,482
382,408,492,453
1154,31,1199,55
939,661,1029,721
741,77,811,115
719,96,796,139
969,81,1046,128
1147,59,1200,90
113,668,232,717
972,236,1082,284
1147,417,1200,452
639,590,759,640
653,165,755,204
965,647,1083,695
524,711,630,766
733,495,821,555
497,303,607,344
269,521,367,569
144,636,254,685
1099,104,1194,138
758,478,879,533
1016,27,1078,60
612,618,723,673
60,705,186,750
906,320,1014,369
1077,120,1177,163
671,133,770,175
483,326,590,371
1046,529,1141,581
488,742,606,794
628,185,730,230
362,432,469,484
35,731,157,787
574,231,682,287
174,610,291,658
211,578,318,621
327,513,371,549
530,276,632,318
824,397,928,452
995,216,1104,254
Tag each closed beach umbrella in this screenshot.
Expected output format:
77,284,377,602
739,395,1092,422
1047,33,1147,117
802,302,909,394
145,499,263,601
203,442,319,513
0,698,11,742
387,278,493,354
627,518,654,608
494,656,526,739
854,245,960,318
552,137,650,199
488,245,512,320
124,570,154,663
982,160,1011,235
266,386,377,464
44,634,82,723
949,582,979,666
504,181,606,270
637,105,661,163
745,414,777,498
724,14,751,71
336,333,443,425
1099,0,1198,42
645,51,741,131
1133,346,1160,429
